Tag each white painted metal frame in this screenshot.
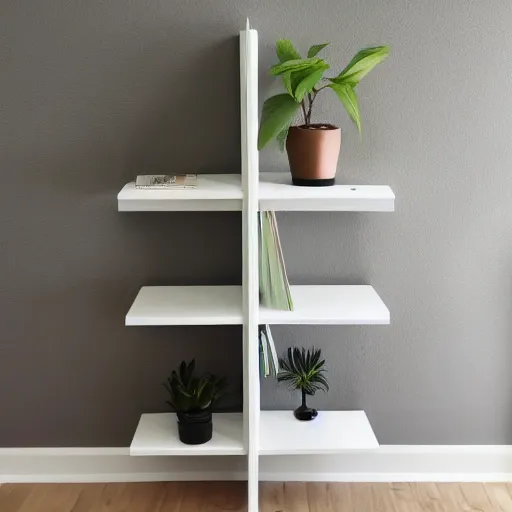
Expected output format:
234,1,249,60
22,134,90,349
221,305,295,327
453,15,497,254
240,20,259,512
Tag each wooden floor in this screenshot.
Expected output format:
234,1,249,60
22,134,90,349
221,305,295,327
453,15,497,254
2,482,512,511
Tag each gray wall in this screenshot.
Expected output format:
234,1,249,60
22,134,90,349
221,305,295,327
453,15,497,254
2,0,512,446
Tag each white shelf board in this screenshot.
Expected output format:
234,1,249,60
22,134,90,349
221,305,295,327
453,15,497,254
259,172,395,212
126,286,243,326
130,413,245,456
260,285,390,325
126,285,389,326
259,410,379,455
118,172,395,212
118,174,242,211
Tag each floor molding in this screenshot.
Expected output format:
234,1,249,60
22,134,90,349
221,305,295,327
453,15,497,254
2,446,512,483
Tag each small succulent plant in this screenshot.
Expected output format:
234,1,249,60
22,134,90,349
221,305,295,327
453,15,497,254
163,359,226,413
278,347,329,395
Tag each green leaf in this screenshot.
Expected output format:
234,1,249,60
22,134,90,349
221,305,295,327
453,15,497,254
186,359,195,382
276,124,290,151
277,347,328,393
288,347,298,373
307,43,329,58
179,361,187,382
196,379,208,397
282,72,293,96
329,83,361,134
270,57,324,76
332,46,389,86
294,64,329,102
315,374,330,392
310,349,321,368
276,39,301,63
258,94,299,150
278,61,329,102
296,348,306,374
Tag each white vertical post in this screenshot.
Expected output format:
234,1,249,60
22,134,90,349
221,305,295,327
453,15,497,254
240,20,259,512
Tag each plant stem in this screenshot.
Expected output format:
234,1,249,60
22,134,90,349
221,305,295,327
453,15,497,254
306,93,314,125
300,100,308,126
306,85,330,125
315,83,330,93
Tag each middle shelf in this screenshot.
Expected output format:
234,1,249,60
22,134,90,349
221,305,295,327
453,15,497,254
125,285,390,326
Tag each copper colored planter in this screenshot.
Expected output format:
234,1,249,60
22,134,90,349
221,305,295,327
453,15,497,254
286,124,341,187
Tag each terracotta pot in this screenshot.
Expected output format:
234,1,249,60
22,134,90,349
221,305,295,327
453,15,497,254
286,124,341,187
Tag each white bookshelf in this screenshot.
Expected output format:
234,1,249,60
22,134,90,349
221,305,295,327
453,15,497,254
118,22,394,512
259,411,378,455
261,285,389,325
260,172,395,212
117,172,395,213
126,285,389,326
125,286,243,326
118,174,243,212
131,413,244,456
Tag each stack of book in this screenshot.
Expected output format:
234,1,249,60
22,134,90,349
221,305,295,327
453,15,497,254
259,211,294,311
259,325,279,378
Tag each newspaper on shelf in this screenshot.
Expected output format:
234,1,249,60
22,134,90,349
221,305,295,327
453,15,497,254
135,174,198,189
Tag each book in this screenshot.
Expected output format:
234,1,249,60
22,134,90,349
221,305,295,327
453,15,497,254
135,174,197,189
259,325,279,378
261,329,270,377
264,324,279,373
259,211,294,311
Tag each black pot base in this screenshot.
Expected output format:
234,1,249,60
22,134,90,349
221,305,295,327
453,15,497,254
177,412,213,445
294,405,318,421
292,178,335,187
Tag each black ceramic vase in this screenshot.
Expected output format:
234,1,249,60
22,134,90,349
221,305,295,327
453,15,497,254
177,410,213,445
293,390,318,421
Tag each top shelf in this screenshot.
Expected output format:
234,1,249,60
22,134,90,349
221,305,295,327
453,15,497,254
259,172,394,212
118,174,243,212
118,173,394,212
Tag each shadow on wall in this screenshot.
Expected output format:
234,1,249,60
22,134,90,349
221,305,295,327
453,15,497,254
126,37,241,180
0,279,243,446
22,35,241,197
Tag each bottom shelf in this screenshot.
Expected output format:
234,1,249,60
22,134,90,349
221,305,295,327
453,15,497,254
130,410,378,457
259,410,379,455
130,413,245,456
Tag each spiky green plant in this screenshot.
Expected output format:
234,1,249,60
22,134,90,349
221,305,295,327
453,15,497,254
163,359,226,413
258,40,389,150
278,347,329,397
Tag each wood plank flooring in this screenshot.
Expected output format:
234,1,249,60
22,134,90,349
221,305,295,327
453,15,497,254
2,482,512,511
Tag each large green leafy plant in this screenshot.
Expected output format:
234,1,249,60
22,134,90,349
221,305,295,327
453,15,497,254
163,359,226,413
258,40,389,150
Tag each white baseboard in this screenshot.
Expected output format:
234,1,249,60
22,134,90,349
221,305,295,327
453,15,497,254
2,446,512,483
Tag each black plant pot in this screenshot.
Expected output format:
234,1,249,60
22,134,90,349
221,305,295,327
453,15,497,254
294,390,318,421
177,410,212,445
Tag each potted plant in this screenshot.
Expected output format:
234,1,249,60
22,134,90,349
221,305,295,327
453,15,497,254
163,359,226,445
258,40,389,186
278,347,329,421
